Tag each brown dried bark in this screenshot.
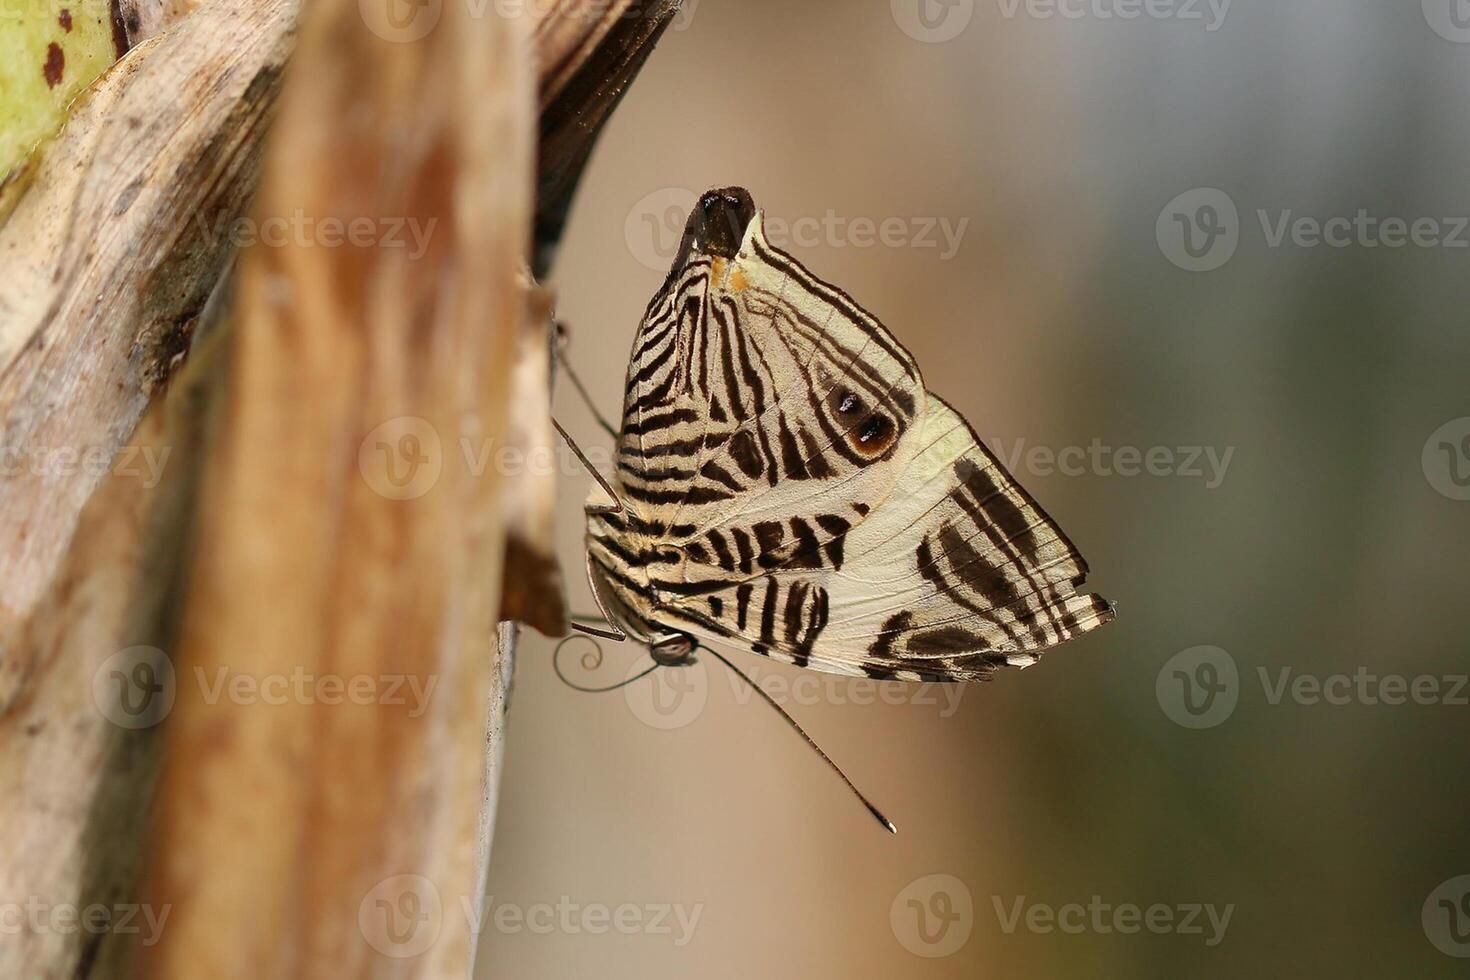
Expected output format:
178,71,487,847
0,0,681,976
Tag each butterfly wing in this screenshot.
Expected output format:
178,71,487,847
611,189,925,573
658,396,1113,681
591,187,1112,675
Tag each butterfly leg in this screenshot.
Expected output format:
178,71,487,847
568,547,627,642
552,318,618,438
549,411,628,638
551,416,623,517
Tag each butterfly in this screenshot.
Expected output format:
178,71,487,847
561,187,1113,828
578,184,1113,675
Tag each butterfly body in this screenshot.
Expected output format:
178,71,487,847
585,187,1113,683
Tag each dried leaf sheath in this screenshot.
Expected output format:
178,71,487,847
139,1,532,975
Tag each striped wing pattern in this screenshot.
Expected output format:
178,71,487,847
587,188,1112,681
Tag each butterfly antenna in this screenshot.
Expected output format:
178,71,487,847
553,320,619,438
702,646,897,835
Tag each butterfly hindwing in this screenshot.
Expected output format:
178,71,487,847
661,398,1114,680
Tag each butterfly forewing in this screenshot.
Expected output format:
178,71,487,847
613,208,924,563
588,187,1113,676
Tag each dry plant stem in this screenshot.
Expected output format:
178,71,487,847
0,1,296,970
0,325,228,978
471,622,518,976
0,1,682,977
0,0,677,633
135,0,532,974
0,0,298,633
115,0,196,49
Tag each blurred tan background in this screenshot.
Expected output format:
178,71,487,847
480,1,1470,976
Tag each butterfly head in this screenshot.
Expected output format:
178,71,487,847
674,186,757,269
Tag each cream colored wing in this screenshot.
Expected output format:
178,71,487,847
612,188,925,576
590,187,1112,677
657,397,1114,681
